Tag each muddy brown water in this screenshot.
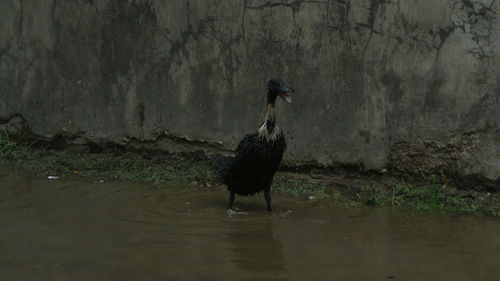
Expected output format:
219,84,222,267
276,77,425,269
0,168,499,281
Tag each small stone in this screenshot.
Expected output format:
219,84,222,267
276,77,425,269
72,137,90,145
310,169,324,179
69,145,91,153
3,116,29,135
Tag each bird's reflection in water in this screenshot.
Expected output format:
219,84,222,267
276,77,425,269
227,217,289,281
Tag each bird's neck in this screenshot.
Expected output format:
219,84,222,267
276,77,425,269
258,103,280,141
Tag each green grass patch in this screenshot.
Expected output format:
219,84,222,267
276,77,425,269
0,130,217,186
356,182,499,216
273,178,331,197
1,130,498,216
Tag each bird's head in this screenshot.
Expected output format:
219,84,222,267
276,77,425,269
267,78,294,105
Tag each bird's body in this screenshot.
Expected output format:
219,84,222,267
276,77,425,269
222,78,294,211
224,130,286,196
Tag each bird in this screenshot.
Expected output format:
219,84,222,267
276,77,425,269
221,78,294,212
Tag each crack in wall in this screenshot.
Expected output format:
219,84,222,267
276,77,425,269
246,0,328,11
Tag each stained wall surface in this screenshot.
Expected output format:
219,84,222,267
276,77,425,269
1,0,499,180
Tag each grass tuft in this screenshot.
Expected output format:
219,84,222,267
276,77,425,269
354,180,500,216
273,178,330,197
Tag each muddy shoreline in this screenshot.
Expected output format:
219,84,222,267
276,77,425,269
1,131,499,216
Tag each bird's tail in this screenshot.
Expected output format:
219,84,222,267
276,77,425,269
211,154,234,184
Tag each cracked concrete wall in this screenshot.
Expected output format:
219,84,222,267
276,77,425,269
1,0,499,180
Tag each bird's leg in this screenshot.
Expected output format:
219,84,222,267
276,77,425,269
264,189,272,212
229,191,235,210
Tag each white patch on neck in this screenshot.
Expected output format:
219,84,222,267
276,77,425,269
258,122,281,141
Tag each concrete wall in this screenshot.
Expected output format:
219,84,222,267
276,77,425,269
1,0,499,181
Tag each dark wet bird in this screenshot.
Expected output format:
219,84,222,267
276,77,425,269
221,78,294,212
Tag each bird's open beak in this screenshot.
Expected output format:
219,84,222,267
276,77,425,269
279,85,294,104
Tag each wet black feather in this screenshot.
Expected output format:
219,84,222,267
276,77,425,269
213,155,233,180
223,132,286,196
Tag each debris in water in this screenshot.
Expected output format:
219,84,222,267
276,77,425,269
310,218,325,224
47,176,59,180
308,195,317,200
271,209,294,219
